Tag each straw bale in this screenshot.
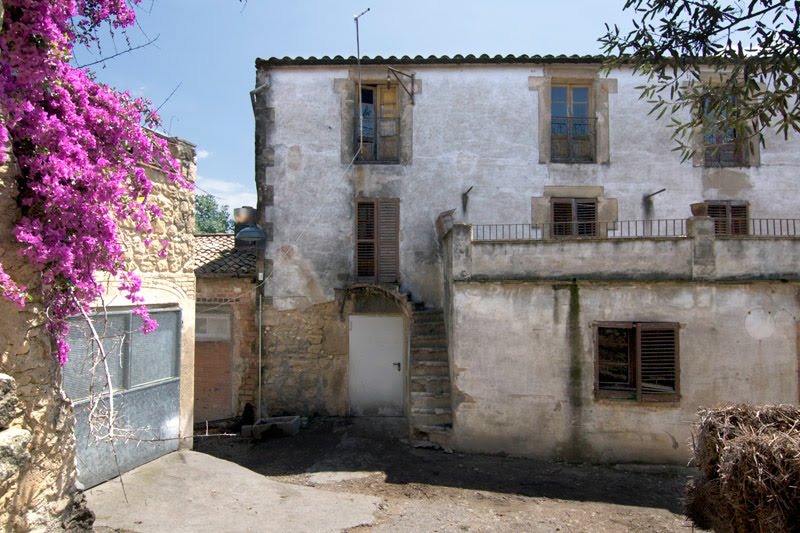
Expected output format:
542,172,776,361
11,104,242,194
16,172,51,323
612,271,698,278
686,404,800,532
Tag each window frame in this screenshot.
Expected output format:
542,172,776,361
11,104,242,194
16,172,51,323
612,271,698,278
550,197,598,238
594,321,680,403
705,200,749,236
354,83,400,164
550,84,596,163
701,94,750,168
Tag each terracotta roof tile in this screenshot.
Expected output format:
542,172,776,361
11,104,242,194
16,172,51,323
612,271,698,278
194,234,257,277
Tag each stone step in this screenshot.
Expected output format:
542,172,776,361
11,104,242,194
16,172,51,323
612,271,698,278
410,361,449,377
412,322,446,336
410,375,451,394
410,334,448,349
413,424,452,435
410,408,452,427
410,392,451,409
410,347,448,362
412,310,445,323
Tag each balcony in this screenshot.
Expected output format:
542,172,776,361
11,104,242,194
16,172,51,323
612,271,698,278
440,217,800,284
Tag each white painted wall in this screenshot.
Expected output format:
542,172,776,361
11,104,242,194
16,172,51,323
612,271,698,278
259,62,800,309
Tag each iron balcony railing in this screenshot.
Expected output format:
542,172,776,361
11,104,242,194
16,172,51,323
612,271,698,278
472,219,687,242
551,116,596,163
721,218,800,237
471,219,800,242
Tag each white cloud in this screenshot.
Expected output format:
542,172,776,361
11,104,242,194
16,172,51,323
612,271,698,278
196,149,211,160
195,175,257,216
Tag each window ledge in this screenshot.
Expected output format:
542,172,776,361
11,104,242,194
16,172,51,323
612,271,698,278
593,397,681,408
354,160,402,166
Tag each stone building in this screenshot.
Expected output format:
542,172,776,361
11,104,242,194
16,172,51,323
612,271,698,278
253,54,800,464
194,232,259,422
59,136,197,489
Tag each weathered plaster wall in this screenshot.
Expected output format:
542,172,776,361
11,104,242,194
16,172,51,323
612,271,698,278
257,63,800,310
196,276,259,418
448,280,799,464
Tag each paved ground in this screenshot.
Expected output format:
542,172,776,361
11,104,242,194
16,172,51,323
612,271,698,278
88,417,702,532
87,450,380,533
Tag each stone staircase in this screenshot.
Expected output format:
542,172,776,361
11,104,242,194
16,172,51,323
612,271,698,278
408,307,452,447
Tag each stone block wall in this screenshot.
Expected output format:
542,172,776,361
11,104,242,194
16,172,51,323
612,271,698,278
263,301,349,416
0,143,83,531
196,277,259,418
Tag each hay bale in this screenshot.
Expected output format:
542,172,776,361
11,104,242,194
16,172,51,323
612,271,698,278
687,404,800,532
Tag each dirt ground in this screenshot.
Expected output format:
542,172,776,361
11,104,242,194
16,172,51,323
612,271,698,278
194,417,701,532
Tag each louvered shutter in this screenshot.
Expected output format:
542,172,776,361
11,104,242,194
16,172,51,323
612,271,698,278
730,204,749,235
356,200,376,281
355,198,399,283
377,199,399,283
575,200,597,237
552,199,574,237
637,323,679,401
706,202,729,235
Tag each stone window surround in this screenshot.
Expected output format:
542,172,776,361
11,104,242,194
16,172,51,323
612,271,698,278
531,186,618,237
335,67,418,165
530,66,617,165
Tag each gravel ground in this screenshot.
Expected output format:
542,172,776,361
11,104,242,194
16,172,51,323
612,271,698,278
194,417,702,532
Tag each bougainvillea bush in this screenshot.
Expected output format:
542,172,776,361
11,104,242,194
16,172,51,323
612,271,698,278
0,0,190,364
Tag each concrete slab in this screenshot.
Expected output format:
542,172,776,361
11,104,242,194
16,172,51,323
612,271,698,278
86,450,380,533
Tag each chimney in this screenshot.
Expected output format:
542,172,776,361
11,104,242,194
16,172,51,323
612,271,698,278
234,206,258,250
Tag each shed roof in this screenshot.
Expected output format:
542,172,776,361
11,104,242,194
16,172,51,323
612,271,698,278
194,234,257,277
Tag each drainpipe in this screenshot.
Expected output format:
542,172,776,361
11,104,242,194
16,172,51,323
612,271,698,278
257,274,263,420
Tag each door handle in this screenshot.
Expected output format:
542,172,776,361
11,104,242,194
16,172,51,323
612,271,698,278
393,362,401,371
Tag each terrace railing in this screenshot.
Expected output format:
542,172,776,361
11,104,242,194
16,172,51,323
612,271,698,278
471,219,688,242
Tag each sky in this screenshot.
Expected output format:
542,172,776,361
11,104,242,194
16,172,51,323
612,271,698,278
77,0,634,218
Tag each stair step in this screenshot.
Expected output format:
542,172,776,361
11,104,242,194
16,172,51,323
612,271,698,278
411,335,448,349
411,348,448,362
410,411,453,427
412,407,451,415
413,424,452,435
410,392,451,409
411,361,449,377
410,375,451,394
412,312,445,324
412,323,446,335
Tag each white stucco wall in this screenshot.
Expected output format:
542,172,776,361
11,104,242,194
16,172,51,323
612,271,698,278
448,281,799,464
259,61,800,308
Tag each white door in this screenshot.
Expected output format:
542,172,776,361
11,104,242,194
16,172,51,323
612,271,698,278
349,315,404,416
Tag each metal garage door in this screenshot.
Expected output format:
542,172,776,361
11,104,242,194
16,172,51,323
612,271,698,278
63,308,181,488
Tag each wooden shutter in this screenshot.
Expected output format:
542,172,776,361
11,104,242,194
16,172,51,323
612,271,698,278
730,204,749,235
551,199,574,237
637,323,679,401
355,198,399,283
575,200,597,236
552,198,596,237
356,201,376,281
707,201,749,236
377,85,399,162
377,199,399,283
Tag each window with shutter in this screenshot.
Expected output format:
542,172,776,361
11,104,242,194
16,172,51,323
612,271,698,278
705,201,749,236
596,322,679,402
551,198,597,238
355,84,400,163
355,198,399,283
